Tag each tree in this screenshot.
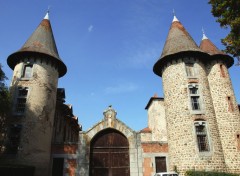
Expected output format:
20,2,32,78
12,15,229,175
208,0,240,63
0,64,10,117
0,64,10,153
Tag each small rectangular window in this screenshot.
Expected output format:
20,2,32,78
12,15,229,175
194,121,210,152
185,63,195,77
22,64,33,78
220,64,226,77
227,96,234,112
15,87,28,114
189,86,201,111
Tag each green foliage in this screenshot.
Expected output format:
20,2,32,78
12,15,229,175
185,170,239,176
0,64,10,117
208,0,240,58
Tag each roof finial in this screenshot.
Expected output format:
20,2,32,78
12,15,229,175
44,6,51,20
172,9,179,22
202,27,208,40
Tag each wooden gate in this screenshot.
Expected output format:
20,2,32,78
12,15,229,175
90,129,130,176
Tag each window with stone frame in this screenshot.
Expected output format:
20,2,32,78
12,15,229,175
194,121,210,152
15,87,28,114
21,64,33,79
189,85,201,111
185,63,196,77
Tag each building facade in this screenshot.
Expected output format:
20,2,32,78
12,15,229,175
0,12,239,176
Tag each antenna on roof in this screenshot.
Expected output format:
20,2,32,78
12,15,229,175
44,6,51,20
202,27,208,40
47,5,51,13
172,9,179,22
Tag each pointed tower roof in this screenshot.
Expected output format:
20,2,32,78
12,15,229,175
153,15,208,77
7,12,67,77
199,31,233,67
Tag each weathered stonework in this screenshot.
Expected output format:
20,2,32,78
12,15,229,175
206,61,240,173
3,57,59,176
161,58,226,175
146,98,167,142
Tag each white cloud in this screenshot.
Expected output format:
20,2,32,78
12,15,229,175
88,25,93,32
104,83,138,94
118,42,163,69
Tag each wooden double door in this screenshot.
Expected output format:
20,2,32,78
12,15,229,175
90,129,130,176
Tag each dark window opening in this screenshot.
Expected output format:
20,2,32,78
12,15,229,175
189,86,201,111
22,64,33,78
227,96,234,112
220,64,226,77
15,87,28,114
52,158,64,176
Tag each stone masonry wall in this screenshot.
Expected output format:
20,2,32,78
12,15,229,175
7,57,59,176
161,57,226,175
206,60,240,173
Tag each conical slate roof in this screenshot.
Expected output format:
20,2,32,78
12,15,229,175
199,32,233,67
7,12,67,77
153,16,207,77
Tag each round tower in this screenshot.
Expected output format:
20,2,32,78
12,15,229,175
3,12,66,176
200,33,240,173
153,16,226,174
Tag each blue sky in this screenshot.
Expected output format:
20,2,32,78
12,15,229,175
0,0,239,131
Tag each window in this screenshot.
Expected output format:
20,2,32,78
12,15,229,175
227,96,234,112
220,64,226,77
237,134,240,151
8,124,22,153
194,121,210,152
22,64,33,78
189,85,201,110
185,63,196,77
15,87,28,114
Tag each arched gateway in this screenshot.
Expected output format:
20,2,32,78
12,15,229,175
90,129,130,176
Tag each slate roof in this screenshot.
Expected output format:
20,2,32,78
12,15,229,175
7,12,67,77
153,16,208,77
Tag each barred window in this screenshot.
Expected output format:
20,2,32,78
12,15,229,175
194,121,210,152
15,87,28,114
189,85,201,110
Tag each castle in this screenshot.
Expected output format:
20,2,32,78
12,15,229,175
0,12,239,176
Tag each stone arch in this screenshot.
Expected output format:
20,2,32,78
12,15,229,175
89,128,130,176
78,119,141,176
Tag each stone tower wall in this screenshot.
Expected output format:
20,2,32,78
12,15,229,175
206,60,240,173
161,57,226,175
148,99,167,142
9,57,59,176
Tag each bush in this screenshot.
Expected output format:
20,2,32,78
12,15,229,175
185,170,239,176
